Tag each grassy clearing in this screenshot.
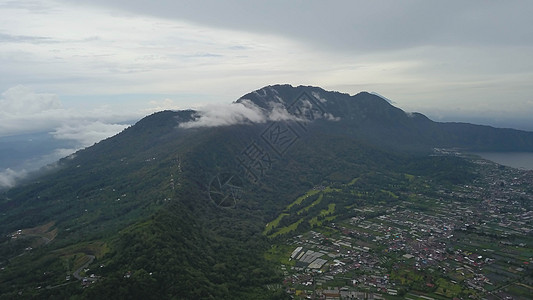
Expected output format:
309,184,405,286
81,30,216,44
404,173,415,181
286,189,321,210
309,217,319,227
264,244,295,266
286,186,339,210
264,213,290,235
348,177,360,186
434,278,463,298
381,189,399,199
507,283,533,298
270,219,303,238
325,215,336,222
22,221,55,235
320,203,336,216
309,204,336,227
20,221,58,242
298,193,324,215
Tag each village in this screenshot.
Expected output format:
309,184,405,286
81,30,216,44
277,160,533,299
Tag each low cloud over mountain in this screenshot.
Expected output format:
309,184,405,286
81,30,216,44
179,99,306,128
0,86,135,188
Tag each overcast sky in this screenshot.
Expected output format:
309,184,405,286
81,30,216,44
1,1,533,148
2,0,533,133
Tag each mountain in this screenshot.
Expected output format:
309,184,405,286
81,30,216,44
0,85,532,299
237,85,533,152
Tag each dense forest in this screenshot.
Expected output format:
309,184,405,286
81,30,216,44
1,85,531,298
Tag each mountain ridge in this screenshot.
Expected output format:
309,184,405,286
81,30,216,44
232,84,533,152
1,84,532,299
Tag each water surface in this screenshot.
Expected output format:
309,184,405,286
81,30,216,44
473,152,533,170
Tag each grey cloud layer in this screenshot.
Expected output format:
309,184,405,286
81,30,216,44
1,0,532,136
79,0,533,52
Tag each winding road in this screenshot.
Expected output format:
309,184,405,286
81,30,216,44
72,255,95,281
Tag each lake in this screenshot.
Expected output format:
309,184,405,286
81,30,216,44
473,152,533,170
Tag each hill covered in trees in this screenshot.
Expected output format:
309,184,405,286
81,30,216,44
1,85,532,299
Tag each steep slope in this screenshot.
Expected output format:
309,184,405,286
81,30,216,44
0,114,287,299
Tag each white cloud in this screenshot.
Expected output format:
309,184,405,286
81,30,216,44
179,98,340,128
179,100,267,128
0,85,140,188
0,147,81,189
1,85,61,114
267,102,300,122
0,86,68,136
311,91,327,104
0,85,134,138
52,121,128,146
0,168,27,189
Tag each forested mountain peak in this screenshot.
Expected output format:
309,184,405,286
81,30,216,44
1,85,533,299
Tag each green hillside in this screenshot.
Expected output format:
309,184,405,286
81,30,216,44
1,85,532,299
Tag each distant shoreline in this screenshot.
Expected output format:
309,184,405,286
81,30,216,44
473,152,533,170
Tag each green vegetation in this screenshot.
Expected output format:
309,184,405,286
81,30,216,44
1,85,531,299
347,177,360,185
380,189,398,199
264,244,295,266
434,278,463,298
263,213,289,235
0,113,291,299
265,154,533,300
286,189,320,210
321,203,335,216
270,219,304,238
297,193,324,214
